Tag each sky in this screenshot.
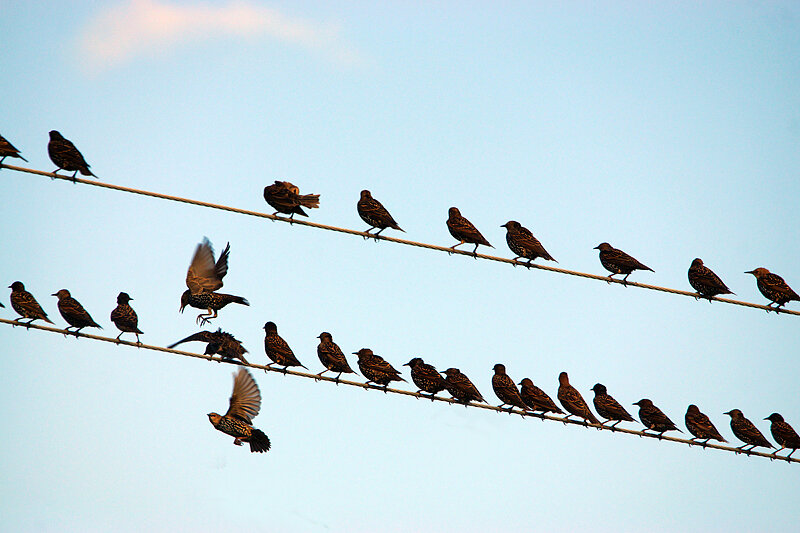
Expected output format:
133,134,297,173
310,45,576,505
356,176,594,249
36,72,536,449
1,1,799,531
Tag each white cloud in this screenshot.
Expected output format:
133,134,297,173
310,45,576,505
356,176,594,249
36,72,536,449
78,0,365,71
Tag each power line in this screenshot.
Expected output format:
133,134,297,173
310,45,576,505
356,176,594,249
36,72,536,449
2,317,795,464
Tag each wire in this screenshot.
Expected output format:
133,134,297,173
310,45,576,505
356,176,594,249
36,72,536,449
2,317,795,464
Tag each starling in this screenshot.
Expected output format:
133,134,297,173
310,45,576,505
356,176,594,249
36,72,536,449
263,180,320,221
207,368,271,453
590,383,634,428
446,207,493,256
442,367,485,404
745,267,799,310
685,404,727,444
357,190,404,238
168,328,249,364
500,220,556,266
0,133,28,165
316,332,356,381
403,357,447,398
557,372,599,425
52,289,101,333
594,242,653,284
180,238,249,325
47,130,95,180
491,363,528,412
263,321,306,371
8,281,53,325
765,413,800,459
633,399,681,437
110,292,142,343
518,378,563,415
724,409,773,452
688,258,733,300
353,348,405,391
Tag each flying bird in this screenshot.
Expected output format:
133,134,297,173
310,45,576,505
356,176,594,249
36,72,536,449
207,368,271,453
745,267,799,310
724,409,773,452
442,367,485,404
263,321,306,371
0,133,28,164
557,372,599,425
684,404,727,445
110,292,142,343
633,399,681,437
168,329,249,365
446,207,492,256
263,180,320,221
594,242,653,284
501,220,556,266
52,289,101,334
404,357,447,399
491,364,528,412
353,348,405,391
764,413,800,459
47,130,96,180
316,332,356,381
687,258,733,300
590,383,634,428
8,281,53,325
518,378,563,415
357,190,404,238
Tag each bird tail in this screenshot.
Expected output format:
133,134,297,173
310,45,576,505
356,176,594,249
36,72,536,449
248,429,271,453
44,316,55,324
296,193,320,210
20,155,29,162
227,295,249,306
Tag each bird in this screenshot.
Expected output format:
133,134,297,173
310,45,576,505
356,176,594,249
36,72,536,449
353,348,405,391
8,281,53,325
404,357,447,399
180,238,249,325
491,364,528,412
446,207,492,256
207,368,271,453
110,292,142,343
47,130,96,180
724,409,773,452
745,267,799,310
688,258,734,300
764,413,800,459
0,133,28,165
633,399,681,437
594,242,653,284
168,329,249,365
442,367,485,404
518,378,563,415
557,372,599,425
357,190,404,238
316,332,356,381
263,180,320,221
590,383,634,428
500,220,556,266
52,289,101,334
263,321,306,371
685,404,727,445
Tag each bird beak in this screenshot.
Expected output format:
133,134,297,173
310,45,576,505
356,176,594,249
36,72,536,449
402,363,410,366
51,292,57,296
744,270,754,274
763,417,770,421
352,351,358,355
723,410,732,415
593,245,600,250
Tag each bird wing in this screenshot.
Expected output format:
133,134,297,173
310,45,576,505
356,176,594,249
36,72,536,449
225,368,262,423
186,238,225,293
360,198,394,224
15,291,47,316
367,354,401,376
167,330,215,349
696,265,730,292
448,215,490,245
607,248,652,271
764,273,799,298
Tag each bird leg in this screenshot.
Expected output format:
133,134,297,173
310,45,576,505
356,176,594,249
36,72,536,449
621,273,631,286
115,332,123,344
472,244,479,258
362,380,373,390
448,242,464,255
233,438,243,446
605,274,615,284
315,369,329,381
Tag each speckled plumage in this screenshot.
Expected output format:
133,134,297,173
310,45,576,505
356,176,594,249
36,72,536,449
518,378,563,414
404,357,446,397
634,399,681,436
557,372,599,425
9,281,53,325
47,130,95,179
725,409,772,451
263,180,320,220
207,368,270,453
688,258,733,299
168,329,249,364
357,190,403,237
594,242,653,284
501,220,555,265
685,404,726,444
442,367,485,404
745,267,799,309
110,292,142,342
591,383,634,427
765,413,800,459
316,332,355,379
52,289,101,333
446,207,492,255
263,321,306,370
492,364,528,411
354,348,405,390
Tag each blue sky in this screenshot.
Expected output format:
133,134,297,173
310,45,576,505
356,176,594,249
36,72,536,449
2,1,799,531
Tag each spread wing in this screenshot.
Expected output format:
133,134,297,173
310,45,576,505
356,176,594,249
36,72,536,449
224,368,262,423
167,330,216,349
186,238,228,293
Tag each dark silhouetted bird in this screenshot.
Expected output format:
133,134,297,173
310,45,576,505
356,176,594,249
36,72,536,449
633,399,681,436
492,364,528,412
446,207,492,256
594,242,653,284
168,329,249,365
316,332,355,381
442,367,485,404
52,289,101,333
557,372,599,425
745,267,799,310
501,220,556,266
0,133,28,164
591,383,634,428
688,258,733,300
685,404,727,444
207,368,271,453
9,281,53,325
180,238,249,325
110,292,142,343
263,180,320,221
47,130,95,180
263,321,306,371
725,409,773,452
357,190,404,238
518,378,563,415
404,357,446,398
765,413,800,459
353,348,405,391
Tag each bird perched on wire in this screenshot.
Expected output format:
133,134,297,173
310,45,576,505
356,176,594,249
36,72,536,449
47,130,96,180
357,189,404,239
684,404,727,445
590,383,634,428
0,133,28,165
180,238,249,326
316,332,356,381
634,399,681,437
110,292,142,343
500,220,556,266
491,364,528,413
557,372,599,425
764,413,800,459
263,321,306,371
52,289,101,334
687,258,733,300
446,207,492,256
518,378,563,415
745,267,799,310
263,180,320,221
9,281,53,326
404,357,447,399
724,409,773,452
594,242,653,285
353,348,405,391
168,329,249,365
442,367,485,404
207,368,271,453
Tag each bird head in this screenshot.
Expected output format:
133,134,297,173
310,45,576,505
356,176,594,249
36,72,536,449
686,404,700,414
360,190,372,199
9,281,24,291
558,372,570,385
633,399,652,408
404,357,423,367
591,383,607,395
353,348,373,359
317,332,332,341
724,409,742,419
442,367,460,378
49,131,63,141
594,243,613,251
52,289,71,299
493,363,506,374
117,292,132,304
179,290,190,312
207,412,222,425
263,321,277,333
765,413,784,423
501,220,520,230
690,258,704,268
519,377,533,387
448,207,460,218
745,267,769,278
